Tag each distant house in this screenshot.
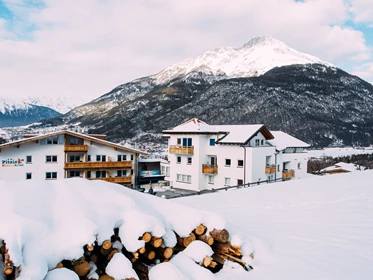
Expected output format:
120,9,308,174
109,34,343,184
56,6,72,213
320,162,364,175
0,131,147,186
161,118,310,191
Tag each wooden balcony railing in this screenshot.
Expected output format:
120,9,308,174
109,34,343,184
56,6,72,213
202,164,218,174
64,161,132,169
265,165,277,174
282,169,295,179
64,145,88,152
89,176,132,184
169,145,194,155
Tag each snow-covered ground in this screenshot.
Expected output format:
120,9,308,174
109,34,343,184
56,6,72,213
178,171,373,280
307,147,373,158
1,171,373,279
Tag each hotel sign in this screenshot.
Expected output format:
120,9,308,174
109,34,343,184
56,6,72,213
2,158,24,167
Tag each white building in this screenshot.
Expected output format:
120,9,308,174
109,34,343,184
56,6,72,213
161,119,309,191
0,131,147,186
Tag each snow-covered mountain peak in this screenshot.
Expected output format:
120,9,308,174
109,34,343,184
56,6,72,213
152,36,335,85
241,36,285,49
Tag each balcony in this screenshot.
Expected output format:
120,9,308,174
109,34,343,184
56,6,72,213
64,145,88,152
265,165,277,174
65,161,132,169
202,164,218,174
89,176,132,184
169,145,194,155
282,169,295,179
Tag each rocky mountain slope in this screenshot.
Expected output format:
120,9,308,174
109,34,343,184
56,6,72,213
0,97,62,127
39,37,373,147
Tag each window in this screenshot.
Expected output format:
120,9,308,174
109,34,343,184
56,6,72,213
96,155,106,162
261,139,264,145
118,154,127,161
46,172,57,179
161,166,165,175
87,171,91,178
237,160,244,167
96,171,107,178
177,156,181,164
208,175,214,184
69,155,80,162
26,155,32,164
298,163,301,169
130,155,134,161
278,165,280,172
47,136,59,144
209,139,215,146
26,173,32,180
69,138,79,145
177,138,181,145
117,170,127,177
166,167,170,176
255,139,260,146
176,174,191,183
87,155,91,162
69,171,81,177
182,138,192,147
237,179,243,185
225,159,231,166
187,157,192,164
225,177,231,185
46,155,58,163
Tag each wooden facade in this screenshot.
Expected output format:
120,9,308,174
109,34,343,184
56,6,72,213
265,165,277,174
64,144,89,152
202,164,218,174
169,145,194,155
282,169,295,179
64,161,132,169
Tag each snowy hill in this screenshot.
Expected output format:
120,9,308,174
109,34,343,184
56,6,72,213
151,36,334,84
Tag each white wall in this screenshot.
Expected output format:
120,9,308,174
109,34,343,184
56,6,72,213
0,141,65,181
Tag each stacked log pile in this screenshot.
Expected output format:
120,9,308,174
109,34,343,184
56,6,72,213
0,225,254,280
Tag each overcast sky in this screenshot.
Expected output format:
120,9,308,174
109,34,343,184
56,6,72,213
0,0,372,104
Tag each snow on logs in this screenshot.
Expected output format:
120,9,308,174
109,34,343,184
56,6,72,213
0,179,255,279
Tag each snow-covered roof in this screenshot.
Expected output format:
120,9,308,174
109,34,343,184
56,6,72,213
267,131,310,150
0,130,147,155
163,118,273,144
321,162,362,173
215,124,273,144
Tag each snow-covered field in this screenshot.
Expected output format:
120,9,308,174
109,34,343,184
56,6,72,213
179,171,373,280
307,147,373,158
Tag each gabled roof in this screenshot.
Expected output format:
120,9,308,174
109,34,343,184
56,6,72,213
215,124,274,145
267,131,310,151
163,118,222,134
0,130,148,155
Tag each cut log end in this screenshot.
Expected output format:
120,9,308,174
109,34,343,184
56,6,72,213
138,247,146,254
141,232,152,243
202,256,212,267
150,237,163,248
4,267,13,276
87,244,95,252
74,261,90,276
194,224,206,235
55,262,64,269
98,275,114,280
102,240,112,250
163,247,173,259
